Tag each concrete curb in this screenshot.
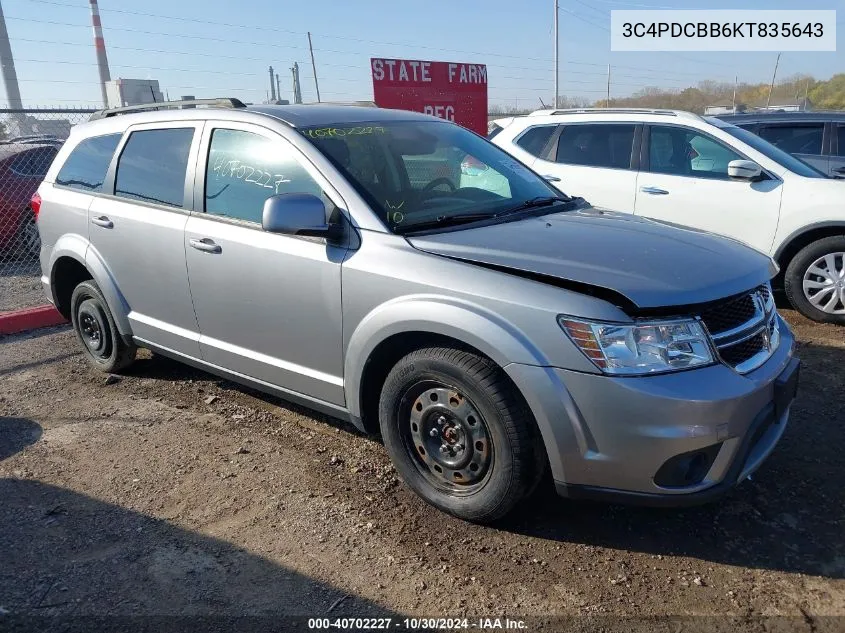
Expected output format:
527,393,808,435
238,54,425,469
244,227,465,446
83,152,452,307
0,305,67,335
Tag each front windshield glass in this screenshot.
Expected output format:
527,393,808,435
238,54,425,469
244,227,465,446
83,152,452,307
721,125,828,179
300,120,567,232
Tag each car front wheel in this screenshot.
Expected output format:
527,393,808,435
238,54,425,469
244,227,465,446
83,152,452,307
785,236,845,324
378,347,545,523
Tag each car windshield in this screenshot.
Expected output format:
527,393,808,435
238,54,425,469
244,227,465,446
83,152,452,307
300,120,570,232
721,125,828,179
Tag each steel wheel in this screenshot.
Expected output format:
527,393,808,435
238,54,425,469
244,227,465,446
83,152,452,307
401,381,493,494
76,298,113,360
802,252,845,315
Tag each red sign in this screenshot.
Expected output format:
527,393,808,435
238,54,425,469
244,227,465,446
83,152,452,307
370,58,488,136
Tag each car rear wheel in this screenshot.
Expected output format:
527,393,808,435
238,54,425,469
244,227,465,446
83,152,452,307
785,236,845,324
17,210,40,260
70,280,137,373
378,347,545,523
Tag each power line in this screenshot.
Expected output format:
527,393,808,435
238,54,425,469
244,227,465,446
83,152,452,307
11,3,559,63
558,6,609,32
8,34,727,84
10,55,712,92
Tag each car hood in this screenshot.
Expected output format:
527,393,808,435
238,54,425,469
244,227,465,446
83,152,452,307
407,207,776,309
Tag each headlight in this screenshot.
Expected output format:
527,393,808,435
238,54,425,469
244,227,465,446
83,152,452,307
559,316,715,376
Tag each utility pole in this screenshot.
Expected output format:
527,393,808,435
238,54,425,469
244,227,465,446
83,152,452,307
307,32,321,102
269,65,276,102
0,0,23,110
553,0,559,108
732,75,737,110
606,64,610,108
803,78,810,111
766,52,781,109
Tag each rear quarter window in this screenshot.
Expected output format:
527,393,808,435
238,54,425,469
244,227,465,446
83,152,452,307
55,133,121,192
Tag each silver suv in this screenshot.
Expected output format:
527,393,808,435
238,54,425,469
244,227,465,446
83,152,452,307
37,99,800,522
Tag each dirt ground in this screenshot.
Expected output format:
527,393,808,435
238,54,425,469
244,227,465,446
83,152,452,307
0,262,43,312
1,309,844,632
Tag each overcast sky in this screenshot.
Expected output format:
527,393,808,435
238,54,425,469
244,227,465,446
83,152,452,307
1,0,842,108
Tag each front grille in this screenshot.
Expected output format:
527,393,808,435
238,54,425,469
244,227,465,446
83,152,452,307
718,330,767,366
697,283,778,373
699,284,767,336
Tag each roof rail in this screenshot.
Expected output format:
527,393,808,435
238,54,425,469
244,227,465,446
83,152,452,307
296,100,378,107
89,98,247,121
528,107,702,120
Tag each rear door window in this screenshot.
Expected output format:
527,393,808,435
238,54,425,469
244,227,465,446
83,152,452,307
515,125,557,157
836,126,845,157
115,128,194,207
758,123,824,156
55,133,121,192
555,124,635,169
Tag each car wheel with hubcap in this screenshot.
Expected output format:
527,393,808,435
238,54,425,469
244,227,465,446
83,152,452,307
379,347,545,523
70,280,137,373
785,236,845,324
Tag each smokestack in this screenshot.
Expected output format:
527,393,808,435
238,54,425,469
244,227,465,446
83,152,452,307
291,62,302,104
0,0,23,109
89,0,111,108
269,65,276,102
276,73,281,102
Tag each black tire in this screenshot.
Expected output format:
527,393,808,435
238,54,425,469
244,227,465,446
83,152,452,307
70,280,137,373
784,236,845,325
378,347,545,523
17,209,41,260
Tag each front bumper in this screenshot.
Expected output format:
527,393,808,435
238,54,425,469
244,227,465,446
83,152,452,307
505,315,798,506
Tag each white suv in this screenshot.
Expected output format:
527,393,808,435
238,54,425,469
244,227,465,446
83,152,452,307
488,108,845,324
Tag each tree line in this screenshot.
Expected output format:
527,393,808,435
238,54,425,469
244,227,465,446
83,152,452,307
489,73,845,115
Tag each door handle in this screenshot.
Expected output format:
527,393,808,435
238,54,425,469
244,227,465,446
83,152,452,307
640,186,669,195
833,167,845,174
189,238,222,254
91,215,113,228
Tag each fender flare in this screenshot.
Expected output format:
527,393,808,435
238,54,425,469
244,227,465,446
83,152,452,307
49,235,132,337
344,294,550,419
773,221,845,261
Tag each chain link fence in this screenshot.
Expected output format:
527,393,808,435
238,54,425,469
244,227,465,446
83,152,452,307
0,108,95,312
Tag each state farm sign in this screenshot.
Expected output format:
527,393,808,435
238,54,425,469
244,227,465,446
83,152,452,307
370,58,488,136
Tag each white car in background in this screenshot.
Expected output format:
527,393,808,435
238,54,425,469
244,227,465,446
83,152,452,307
488,108,845,324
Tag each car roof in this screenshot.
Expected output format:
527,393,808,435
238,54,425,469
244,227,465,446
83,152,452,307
67,103,444,140
507,108,706,126
719,111,845,123
0,143,57,162
246,104,437,127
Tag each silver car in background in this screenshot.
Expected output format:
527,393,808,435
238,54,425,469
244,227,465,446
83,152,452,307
36,100,799,522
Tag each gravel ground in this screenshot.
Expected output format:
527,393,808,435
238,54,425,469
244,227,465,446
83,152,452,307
0,261,43,312
0,310,843,632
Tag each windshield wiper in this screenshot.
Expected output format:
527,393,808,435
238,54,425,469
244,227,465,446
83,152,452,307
494,196,576,217
394,212,495,234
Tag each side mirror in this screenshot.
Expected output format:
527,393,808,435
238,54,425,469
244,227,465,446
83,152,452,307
262,193,343,240
728,160,763,181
